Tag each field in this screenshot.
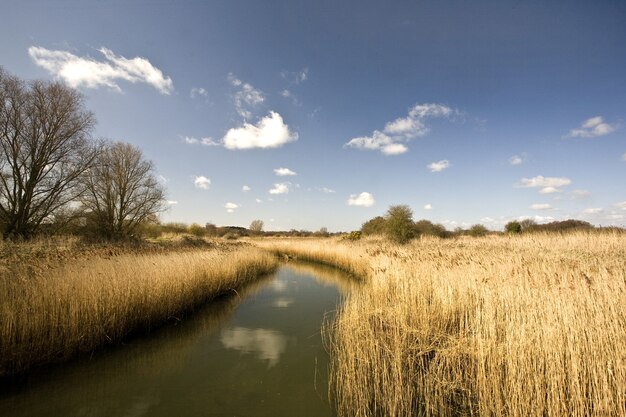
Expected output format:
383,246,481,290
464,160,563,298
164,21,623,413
0,237,278,376
1,232,624,416
257,232,626,417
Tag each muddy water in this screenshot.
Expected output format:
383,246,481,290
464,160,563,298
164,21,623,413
0,263,357,417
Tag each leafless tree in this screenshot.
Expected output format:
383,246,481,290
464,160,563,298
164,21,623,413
0,68,98,238
249,219,264,234
81,141,165,239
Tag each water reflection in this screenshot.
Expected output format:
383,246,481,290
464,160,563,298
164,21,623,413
221,327,288,367
0,263,356,417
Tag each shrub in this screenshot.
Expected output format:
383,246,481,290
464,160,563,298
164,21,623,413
468,224,489,237
385,205,415,244
505,221,522,234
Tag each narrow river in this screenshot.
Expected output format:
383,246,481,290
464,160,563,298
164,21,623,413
0,263,357,417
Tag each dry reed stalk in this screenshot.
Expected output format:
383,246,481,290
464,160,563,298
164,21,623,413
0,244,278,376
258,233,626,417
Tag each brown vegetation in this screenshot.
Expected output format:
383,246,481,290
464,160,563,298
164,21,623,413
0,237,278,376
257,233,626,417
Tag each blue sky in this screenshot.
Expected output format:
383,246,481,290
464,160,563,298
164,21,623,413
1,0,625,231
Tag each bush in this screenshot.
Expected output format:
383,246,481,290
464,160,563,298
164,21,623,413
468,224,488,237
361,216,386,236
385,205,415,244
505,221,522,234
187,223,206,237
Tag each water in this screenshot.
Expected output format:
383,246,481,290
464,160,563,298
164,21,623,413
0,263,357,417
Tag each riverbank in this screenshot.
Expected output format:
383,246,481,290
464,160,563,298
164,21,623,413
0,237,278,377
257,232,626,417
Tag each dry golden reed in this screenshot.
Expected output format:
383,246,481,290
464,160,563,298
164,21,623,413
258,233,626,417
0,242,277,376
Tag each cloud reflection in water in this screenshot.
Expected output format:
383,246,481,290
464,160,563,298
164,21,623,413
220,327,288,367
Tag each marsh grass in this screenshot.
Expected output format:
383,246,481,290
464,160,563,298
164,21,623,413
0,239,277,376
258,233,626,417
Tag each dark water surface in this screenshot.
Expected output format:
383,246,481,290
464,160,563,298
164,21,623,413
0,263,356,417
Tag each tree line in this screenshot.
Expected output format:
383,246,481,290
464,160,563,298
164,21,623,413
0,68,165,240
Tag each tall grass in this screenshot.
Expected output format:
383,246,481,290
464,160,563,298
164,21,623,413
258,233,626,417
0,241,278,376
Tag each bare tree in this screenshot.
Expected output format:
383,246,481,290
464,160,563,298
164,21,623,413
249,219,264,234
80,141,165,239
0,68,97,238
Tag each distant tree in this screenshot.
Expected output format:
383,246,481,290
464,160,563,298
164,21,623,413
0,68,98,238
385,204,415,244
519,218,537,231
249,219,264,234
361,216,386,235
187,223,206,237
80,141,165,239
505,221,522,234
205,222,218,236
414,219,447,237
316,226,329,237
468,224,489,237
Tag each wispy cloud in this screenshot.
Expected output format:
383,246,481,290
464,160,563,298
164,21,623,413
424,204,433,210
242,185,251,192
530,203,554,210
228,73,264,119
223,112,298,150
345,103,459,155
567,116,617,138
427,160,450,172
319,187,336,194
225,202,239,213
184,136,220,146
269,183,290,195
194,176,211,190
517,176,571,194
280,68,308,84
583,207,603,214
28,46,173,94
509,153,526,165
347,192,375,207
190,87,208,99
274,167,297,176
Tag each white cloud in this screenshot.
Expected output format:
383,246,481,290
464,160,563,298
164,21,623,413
427,160,450,172
509,154,524,165
344,130,408,155
539,186,561,194
570,189,590,198
347,192,375,207
518,215,555,224
616,201,626,210
583,208,603,214
345,103,458,155
194,176,211,190
228,73,264,119
518,176,571,189
223,112,298,150
190,87,208,99
184,136,219,146
167,200,178,205
225,202,239,213
269,183,290,195
28,46,173,94
280,68,308,84
320,187,336,193
255,198,263,203
274,167,297,176
530,203,553,210
242,185,251,192
567,116,617,138
280,89,300,105
424,204,433,210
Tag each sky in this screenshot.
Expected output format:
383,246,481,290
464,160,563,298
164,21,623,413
1,0,625,231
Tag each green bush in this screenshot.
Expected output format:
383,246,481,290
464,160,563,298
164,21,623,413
385,205,415,244
505,221,522,234
468,224,488,237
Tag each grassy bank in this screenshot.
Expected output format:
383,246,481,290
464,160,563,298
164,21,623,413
257,233,626,417
0,238,278,377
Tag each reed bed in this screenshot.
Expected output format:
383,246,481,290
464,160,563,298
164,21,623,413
258,233,626,417
0,242,278,376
